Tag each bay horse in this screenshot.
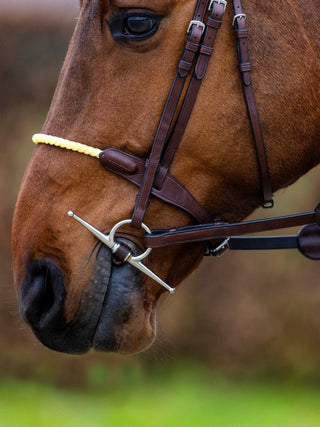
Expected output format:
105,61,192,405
12,0,320,355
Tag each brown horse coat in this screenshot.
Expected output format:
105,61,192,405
12,0,320,354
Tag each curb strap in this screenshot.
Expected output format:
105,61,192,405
232,0,274,208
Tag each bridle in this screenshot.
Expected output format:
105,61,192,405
32,0,320,292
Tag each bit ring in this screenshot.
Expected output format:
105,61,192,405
109,219,152,262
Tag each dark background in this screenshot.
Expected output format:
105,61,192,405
1,5,320,387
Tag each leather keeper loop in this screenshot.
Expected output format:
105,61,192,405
112,241,132,265
240,62,251,85
178,59,193,73
240,62,251,73
207,18,222,29
236,29,248,39
185,40,201,53
100,149,138,175
200,45,214,56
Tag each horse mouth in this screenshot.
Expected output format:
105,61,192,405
19,240,156,355
90,241,156,354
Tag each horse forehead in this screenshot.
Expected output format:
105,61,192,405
111,0,187,10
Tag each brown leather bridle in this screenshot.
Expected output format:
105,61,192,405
34,0,320,292
98,0,320,261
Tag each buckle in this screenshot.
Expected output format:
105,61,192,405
263,198,274,209
211,238,230,257
209,0,227,12
232,13,246,26
187,20,206,35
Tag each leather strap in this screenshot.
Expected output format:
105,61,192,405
229,223,320,261
229,236,298,250
100,1,226,254
100,148,213,223
155,3,226,189
100,1,320,261
131,0,211,228
144,206,320,248
232,0,274,208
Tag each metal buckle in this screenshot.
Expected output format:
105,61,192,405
209,0,227,12
263,198,275,209
187,20,206,35
211,238,230,257
232,13,246,26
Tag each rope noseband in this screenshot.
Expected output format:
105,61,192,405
32,134,101,158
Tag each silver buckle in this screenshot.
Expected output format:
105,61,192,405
187,20,206,35
211,238,230,257
263,198,275,209
209,0,227,12
232,13,246,26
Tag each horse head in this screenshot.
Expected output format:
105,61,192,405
12,0,320,354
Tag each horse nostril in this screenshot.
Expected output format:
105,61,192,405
19,260,66,330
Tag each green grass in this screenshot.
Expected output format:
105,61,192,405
1,368,320,427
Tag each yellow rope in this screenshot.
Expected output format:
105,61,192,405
32,134,102,158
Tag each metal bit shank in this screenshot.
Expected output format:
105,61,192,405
68,211,175,293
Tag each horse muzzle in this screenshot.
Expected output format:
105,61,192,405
18,240,156,355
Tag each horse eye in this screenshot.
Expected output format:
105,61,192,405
125,16,156,36
109,11,163,42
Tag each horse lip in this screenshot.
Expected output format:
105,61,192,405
90,238,156,353
19,259,97,355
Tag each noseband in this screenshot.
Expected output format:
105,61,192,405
33,0,320,292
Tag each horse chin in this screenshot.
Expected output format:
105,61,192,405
19,240,156,355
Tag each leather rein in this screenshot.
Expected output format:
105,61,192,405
33,0,320,291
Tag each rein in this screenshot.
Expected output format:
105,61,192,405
32,0,320,291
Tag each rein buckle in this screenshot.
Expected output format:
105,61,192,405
210,238,230,257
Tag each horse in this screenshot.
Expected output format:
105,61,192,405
12,0,320,355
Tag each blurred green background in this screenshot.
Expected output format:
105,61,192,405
1,3,320,426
